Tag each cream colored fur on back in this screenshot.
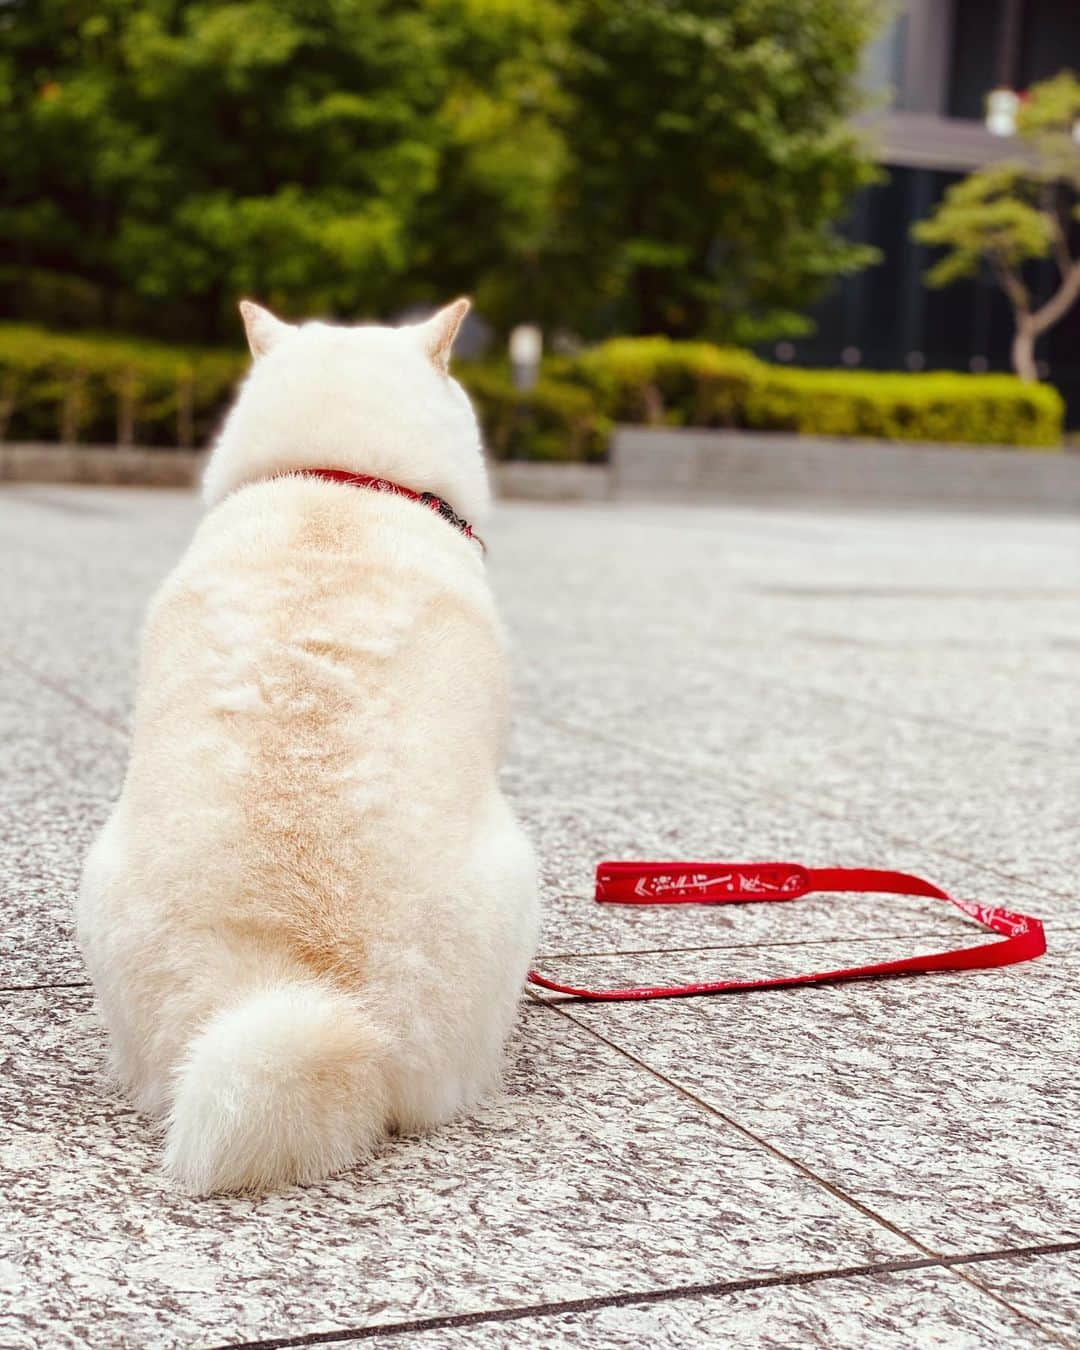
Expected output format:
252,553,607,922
77,301,539,1193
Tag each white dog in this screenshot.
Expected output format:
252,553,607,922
77,299,539,1193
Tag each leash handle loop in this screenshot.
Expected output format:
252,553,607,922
526,861,1046,1001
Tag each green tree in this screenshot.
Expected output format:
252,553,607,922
0,0,880,345
0,0,568,338
913,72,1080,383
410,0,571,327
545,0,881,342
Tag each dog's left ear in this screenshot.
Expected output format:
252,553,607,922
416,298,470,372
239,300,296,360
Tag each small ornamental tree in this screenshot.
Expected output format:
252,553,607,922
913,72,1080,382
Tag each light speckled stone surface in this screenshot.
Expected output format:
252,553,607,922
395,1264,1065,1348
965,1249,1080,1342
0,663,124,986
1,485,1076,1347
1,988,914,1349
578,684,1080,901
508,715,1074,950
556,940,1080,1254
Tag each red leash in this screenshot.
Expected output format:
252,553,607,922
526,862,1046,1000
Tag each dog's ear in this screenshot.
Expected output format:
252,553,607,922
239,300,296,359
416,298,470,372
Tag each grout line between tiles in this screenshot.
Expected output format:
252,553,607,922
208,1239,1080,1349
534,929,985,962
0,980,91,995
535,993,944,1253
533,997,1077,1346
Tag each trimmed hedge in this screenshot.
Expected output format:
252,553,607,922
568,337,1065,448
460,363,611,463
745,367,1064,445
0,325,1064,457
0,324,612,459
0,325,244,448
570,337,763,429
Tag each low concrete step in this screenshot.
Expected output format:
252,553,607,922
612,427,1080,511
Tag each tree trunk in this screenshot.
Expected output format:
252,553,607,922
633,266,665,335
1011,321,1038,382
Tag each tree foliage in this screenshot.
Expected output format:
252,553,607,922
0,0,569,337
0,0,879,343
913,72,1080,381
546,0,882,341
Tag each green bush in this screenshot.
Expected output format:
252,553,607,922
743,367,1063,447
570,337,763,429
0,324,610,462
0,324,244,447
0,325,1063,459
460,364,611,463
571,338,1064,448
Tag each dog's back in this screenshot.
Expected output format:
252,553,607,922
77,302,538,1192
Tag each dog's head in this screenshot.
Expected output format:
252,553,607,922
202,299,489,525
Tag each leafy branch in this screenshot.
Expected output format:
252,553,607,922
912,71,1080,382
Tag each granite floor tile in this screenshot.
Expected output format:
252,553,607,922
0,663,125,986
720,641,1080,753
1,486,197,727
507,580,1078,751
487,500,1080,613
556,939,1080,1254
394,1265,1065,1348
492,500,1078,768
527,934,1043,999
0,987,914,1350
962,1248,1080,1343
9,493,1071,761
2,488,1077,1348
506,716,1070,953
565,683,1078,907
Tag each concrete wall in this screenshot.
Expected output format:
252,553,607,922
5,435,1079,511
0,443,204,488
0,445,609,502
612,427,1080,511
491,462,609,502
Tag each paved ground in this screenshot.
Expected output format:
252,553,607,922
1,484,1077,1349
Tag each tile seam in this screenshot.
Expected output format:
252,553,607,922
205,1240,1080,1350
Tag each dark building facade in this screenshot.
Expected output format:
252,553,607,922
782,0,1080,422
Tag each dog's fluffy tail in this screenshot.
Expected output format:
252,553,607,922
164,982,388,1194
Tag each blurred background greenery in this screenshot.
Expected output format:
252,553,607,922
0,0,879,344
1,0,1078,453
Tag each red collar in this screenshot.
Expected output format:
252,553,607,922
295,468,484,552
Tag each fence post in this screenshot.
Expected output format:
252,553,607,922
116,368,137,446
60,369,86,444
0,372,16,442
177,368,195,449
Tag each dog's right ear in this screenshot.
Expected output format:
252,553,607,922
239,300,296,359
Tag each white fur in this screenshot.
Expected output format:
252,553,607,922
77,302,539,1194
203,302,489,523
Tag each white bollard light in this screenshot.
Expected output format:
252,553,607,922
509,324,543,392
986,88,1020,137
